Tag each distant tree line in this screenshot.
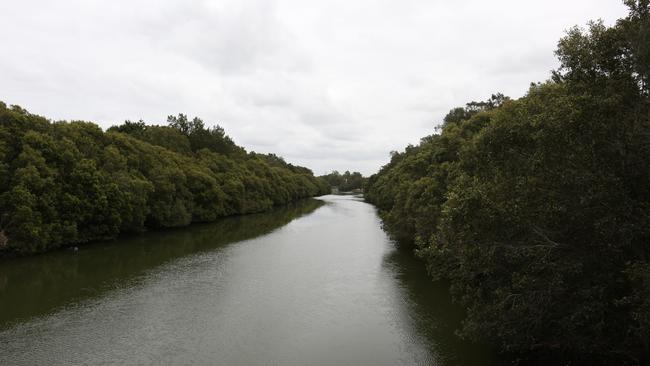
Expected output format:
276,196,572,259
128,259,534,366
319,170,367,192
0,106,329,254
366,1,650,364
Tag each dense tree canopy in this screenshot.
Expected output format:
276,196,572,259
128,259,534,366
319,170,367,192
0,106,329,254
366,2,650,363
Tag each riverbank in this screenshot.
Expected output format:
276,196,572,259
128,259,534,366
0,198,326,261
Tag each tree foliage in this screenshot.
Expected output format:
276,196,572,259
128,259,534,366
319,170,367,192
366,2,650,363
0,107,329,255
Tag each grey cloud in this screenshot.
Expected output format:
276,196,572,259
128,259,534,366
0,0,630,176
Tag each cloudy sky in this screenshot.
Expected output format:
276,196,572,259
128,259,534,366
0,1,628,175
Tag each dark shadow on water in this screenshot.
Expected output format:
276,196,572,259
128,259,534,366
382,245,500,366
0,199,324,329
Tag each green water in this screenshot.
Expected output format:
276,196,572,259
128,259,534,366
0,195,494,365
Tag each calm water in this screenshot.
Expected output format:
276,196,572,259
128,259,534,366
0,195,493,365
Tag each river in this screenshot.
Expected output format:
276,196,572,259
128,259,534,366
0,195,493,365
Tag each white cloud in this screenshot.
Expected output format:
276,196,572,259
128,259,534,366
0,0,629,175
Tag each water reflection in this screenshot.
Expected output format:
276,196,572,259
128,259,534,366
381,247,497,365
0,199,324,328
0,195,495,365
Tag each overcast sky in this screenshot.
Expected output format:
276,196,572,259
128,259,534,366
0,1,628,175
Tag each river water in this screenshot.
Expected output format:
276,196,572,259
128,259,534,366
0,195,493,365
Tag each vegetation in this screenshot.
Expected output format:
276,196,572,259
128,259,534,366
319,170,367,192
0,106,329,255
366,1,650,363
